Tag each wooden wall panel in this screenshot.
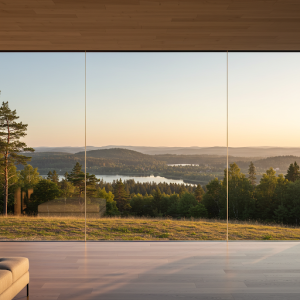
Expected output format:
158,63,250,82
0,0,300,51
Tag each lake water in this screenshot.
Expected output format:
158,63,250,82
44,175,192,185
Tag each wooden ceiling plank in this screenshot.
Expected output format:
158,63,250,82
1,0,300,50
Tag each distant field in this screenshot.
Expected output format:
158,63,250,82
1,217,300,241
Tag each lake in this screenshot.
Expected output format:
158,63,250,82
44,175,193,185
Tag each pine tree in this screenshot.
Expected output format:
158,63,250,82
194,184,204,202
47,171,53,180
52,170,59,183
166,186,172,195
285,162,300,182
47,170,59,184
153,187,162,213
59,179,75,199
248,161,256,185
0,102,34,215
179,185,186,197
67,162,99,197
113,179,131,212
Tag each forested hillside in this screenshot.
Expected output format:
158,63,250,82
20,149,300,185
12,160,300,226
75,148,164,166
154,154,255,165
252,156,300,171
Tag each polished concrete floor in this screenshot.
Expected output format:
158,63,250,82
1,241,300,299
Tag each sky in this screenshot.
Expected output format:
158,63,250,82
0,52,300,148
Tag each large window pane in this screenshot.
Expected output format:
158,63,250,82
86,52,227,240
0,52,85,240
229,52,300,227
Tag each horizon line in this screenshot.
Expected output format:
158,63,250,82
31,145,300,148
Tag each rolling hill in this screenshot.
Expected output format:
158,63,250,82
20,148,165,173
33,146,300,157
76,148,152,160
75,148,164,166
20,148,300,181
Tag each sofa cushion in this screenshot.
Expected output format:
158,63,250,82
0,270,12,295
0,272,29,300
0,258,29,283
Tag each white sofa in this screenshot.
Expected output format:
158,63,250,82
0,258,29,300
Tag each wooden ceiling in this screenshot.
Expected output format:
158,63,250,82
1,0,300,51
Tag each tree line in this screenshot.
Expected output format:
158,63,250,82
200,161,300,225
109,160,300,224
4,158,300,226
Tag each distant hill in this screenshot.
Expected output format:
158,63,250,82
147,147,300,157
23,152,72,157
20,148,165,173
76,148,150,160
20,152,87,172
154,154,256,165
33,146,102,154
33,146,300,157
75,148,163,166
253,156,300,171
20,147,300,178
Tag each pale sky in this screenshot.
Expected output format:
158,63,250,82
0,52,299,148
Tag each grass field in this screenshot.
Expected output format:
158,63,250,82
1,216,300,241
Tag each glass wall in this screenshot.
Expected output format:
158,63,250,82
228,52,300,229
85,52,227,240
1,51,298,241
0,52,85,240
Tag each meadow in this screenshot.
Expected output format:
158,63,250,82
1,216,300,241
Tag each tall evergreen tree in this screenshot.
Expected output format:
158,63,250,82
152,187,162,213
0,164,18,214
59,179,75,199
47,170,59,184
179,186,186,197
113,179,131,212
256,168,278,220
178,192,198,217
194,184,204,202
67,162,99,197
47,171,53,180
0,102,34,215
248,161,256,185
285,162,300,182
223,163,255,220
202,178,224,218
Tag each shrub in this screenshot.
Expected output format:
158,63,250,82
26,179,61,214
